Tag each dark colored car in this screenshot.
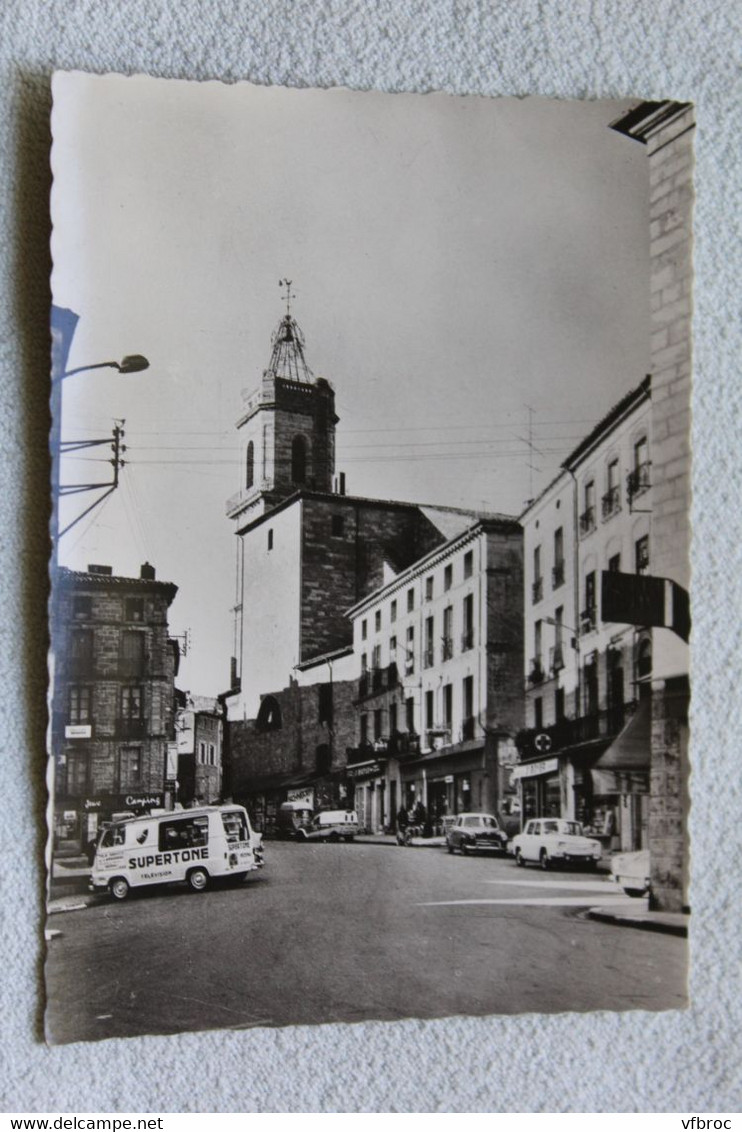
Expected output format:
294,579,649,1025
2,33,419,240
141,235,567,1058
446,813,508,855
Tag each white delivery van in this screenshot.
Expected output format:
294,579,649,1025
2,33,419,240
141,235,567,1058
90,804,263,900
295,810,359,842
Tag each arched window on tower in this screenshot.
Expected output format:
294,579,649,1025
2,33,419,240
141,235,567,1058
246,441,254,489
256,695,282,731
291,435,307,484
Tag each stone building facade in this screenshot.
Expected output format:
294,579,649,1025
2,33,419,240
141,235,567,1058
175,693,223,806
226,671,358,832
50,562,178,852
610,101,694,911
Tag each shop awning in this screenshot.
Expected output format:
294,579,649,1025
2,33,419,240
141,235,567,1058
593,698,651,772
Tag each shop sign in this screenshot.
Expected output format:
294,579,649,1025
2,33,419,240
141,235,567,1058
444,775,454,784
511,757,559,781
65,724,91,739
81,792,164,814
346,760,383,781
166,742,179,780
288,786,314,807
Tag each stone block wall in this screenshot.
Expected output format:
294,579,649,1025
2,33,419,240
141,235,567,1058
299,497,447,662
52,571,178,808
647,106,694,594
227,677,357,798
645,104,694,911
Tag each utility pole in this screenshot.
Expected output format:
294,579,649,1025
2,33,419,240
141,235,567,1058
57,420,127,539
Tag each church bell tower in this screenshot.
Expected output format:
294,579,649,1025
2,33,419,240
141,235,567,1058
226,281,339,528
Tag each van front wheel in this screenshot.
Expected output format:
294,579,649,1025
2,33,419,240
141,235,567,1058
187,867,209,892
110,877,130,901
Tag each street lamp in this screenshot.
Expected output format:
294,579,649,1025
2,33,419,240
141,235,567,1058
50,305,150,558
56,354,150,382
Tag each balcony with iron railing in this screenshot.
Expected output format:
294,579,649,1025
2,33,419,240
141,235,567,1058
225,478,272,517
552,560,565,589
115,716,147,739
627,462,651,502
426,724,452,748
601,485,621,519
579,506,596,536
423,647,435,669
389,731,421,759
461,716,476,742
119,655,149,679
461,628,474,652
580,606,597,634
528,657,545,684
549,644,565,674
516,700,636,758
441,637,454,661
64,654,97,679
532,576,543,603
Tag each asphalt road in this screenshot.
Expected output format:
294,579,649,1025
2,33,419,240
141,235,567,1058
45,841,688,1043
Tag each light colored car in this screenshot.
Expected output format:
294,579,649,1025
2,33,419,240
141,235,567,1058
446,813,509,855
611,848,650,897
295,810,359,842
509,818,601,870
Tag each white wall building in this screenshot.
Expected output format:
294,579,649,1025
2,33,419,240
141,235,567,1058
518,376,653,852
347,517,523,834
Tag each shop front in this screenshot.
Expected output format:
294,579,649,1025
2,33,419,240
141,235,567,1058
236,769,348,834
512,757,561,824
346,756,390,833
54,791,165,856
400,744,493,833
572,699,650,851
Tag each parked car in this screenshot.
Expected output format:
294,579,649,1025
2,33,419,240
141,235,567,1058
295,810,359,842
446,813,509,855
611,848,650,897
509,818,602,869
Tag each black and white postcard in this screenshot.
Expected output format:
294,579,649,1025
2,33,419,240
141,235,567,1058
47,74,692,1043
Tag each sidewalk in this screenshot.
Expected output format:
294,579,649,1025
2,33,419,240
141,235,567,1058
587,896,689,937
354,833,446,848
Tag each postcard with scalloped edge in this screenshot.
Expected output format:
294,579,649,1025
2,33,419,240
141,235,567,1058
47,73,691,1043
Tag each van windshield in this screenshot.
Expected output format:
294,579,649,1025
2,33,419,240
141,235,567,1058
221,811,249,843
100,826,125,848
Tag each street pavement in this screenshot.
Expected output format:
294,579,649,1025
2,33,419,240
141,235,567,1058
45,840,688,1044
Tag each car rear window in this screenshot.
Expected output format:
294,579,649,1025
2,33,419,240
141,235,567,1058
221,811,249,843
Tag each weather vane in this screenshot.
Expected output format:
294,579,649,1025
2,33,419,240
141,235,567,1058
279,278,294,316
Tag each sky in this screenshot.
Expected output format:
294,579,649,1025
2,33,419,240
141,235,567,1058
50,76,650,695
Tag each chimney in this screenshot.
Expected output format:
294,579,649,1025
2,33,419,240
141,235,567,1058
339,472,346,496
88,564,112,575
140,562,156,580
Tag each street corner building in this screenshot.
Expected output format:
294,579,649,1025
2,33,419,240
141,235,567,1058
516,100,694,913
49,562,180,856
